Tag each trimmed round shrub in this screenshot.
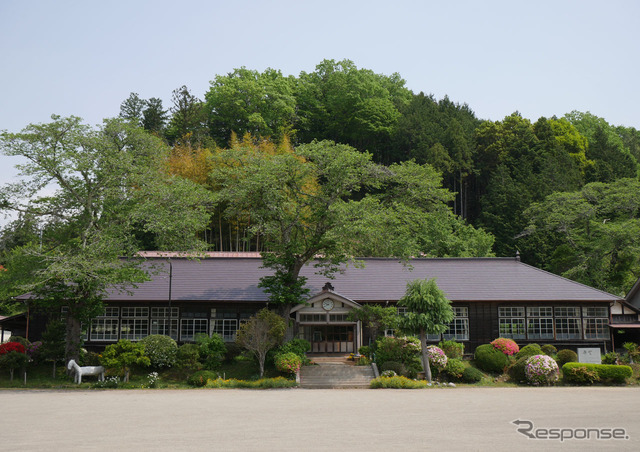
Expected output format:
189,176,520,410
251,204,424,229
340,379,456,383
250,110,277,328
541,344,557,355
380,360,407,377
556,349,578,367
515,344,543,360
274,352,302,375
426,346,448,371
224,342,243,363
438,340,464,359
525,355,559,386
462,366,484,383
563,365,600,385
508,356,529,383
601,352,619,365
442,358,465,381
140,335,178,369
187,370,219,387
380,370,397,377
474,344,511,373
490,338,519,356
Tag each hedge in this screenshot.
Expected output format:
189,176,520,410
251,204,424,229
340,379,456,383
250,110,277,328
562,363,632,384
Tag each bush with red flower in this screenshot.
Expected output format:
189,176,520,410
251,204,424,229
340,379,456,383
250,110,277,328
490,338,520,356
0,342,26,355
0,341,29,381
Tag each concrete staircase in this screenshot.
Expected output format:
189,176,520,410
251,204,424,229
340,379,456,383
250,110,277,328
299,355,375,389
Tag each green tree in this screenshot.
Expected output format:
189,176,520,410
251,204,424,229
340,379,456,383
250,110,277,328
211,140,381,319
0,115,213,362
39,319,66,378
205,67,297,146
194,333,226,370
142,97,167,134
398,278,454,383
296,59,411,163
100,339,150,382
348,305,399,343
166,85,209,145
236,308,286,378
119,92,145,126
212,139,492,326
521,178,640,295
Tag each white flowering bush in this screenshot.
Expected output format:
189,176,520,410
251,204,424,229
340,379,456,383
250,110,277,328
93,376,120,389
146,372,160,388
140,335,178,369
525,354,559,386
426,346,448,371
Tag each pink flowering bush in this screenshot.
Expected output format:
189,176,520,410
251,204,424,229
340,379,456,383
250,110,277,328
274,352,302,375
525,354,559,386
491,338,520,356
426,346,448,370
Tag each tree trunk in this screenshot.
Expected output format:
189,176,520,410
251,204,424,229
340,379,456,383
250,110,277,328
420,330,432,383
258,352,265,378
65,315,83,366
52,361,57,379
125,369,130,383
10,368,14,381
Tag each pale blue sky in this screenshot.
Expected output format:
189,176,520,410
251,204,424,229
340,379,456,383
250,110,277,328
1,0,639,224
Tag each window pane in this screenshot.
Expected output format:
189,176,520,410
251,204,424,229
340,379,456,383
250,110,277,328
583,318,609,339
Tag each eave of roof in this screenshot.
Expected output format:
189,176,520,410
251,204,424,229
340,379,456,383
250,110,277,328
626,276,640,302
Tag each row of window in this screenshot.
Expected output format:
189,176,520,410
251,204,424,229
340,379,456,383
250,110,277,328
299,313,351,323
386,307,471,341
87,307,250,342
499,306,609,340
392,305,609,342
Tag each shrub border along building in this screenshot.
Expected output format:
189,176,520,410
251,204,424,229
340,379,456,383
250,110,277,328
562,362,632,384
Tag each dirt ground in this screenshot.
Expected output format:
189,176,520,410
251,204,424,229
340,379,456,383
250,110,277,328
1,387,639,451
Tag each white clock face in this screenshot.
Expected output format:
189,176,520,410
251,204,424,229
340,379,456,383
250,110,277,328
322,299,334,311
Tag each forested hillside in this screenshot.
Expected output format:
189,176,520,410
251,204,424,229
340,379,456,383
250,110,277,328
2,59,639,310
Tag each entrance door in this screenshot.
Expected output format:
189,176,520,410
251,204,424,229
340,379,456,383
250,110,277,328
304,325,355,353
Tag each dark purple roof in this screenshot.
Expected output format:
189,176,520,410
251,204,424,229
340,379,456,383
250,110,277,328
103,257,621,303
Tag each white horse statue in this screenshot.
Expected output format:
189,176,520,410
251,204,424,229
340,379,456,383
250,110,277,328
67,359,105,384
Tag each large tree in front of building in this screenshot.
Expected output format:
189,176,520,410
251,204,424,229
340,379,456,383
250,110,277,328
0,115,213,362
398,278,454,383
211,138,491,330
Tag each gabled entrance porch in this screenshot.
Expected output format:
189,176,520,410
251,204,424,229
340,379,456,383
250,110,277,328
291,284,362,354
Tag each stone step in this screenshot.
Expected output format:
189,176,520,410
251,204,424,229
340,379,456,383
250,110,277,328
299,362,375,389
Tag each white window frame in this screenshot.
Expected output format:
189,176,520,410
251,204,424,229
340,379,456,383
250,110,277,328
499,307,526,340
180,318,208,342
150,307,179,340
120,307,149,341
90,307,119,341
527,307,554,340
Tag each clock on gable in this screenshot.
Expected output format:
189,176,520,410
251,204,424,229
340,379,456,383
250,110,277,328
322,298,335,311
